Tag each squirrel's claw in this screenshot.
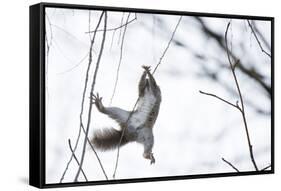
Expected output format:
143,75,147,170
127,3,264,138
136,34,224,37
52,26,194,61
150,153,155,165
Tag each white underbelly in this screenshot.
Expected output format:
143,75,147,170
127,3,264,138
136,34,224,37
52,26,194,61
129,92,156,128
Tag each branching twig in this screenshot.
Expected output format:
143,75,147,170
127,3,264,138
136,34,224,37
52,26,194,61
152,16,182,75
68,139,88,181
200,21,259,172
112,16,182,179
74,11,108,182
86,14,136,34
247,20,271,58
109,13,131,105
222,157,240,172
195,17,271,96
199,90,240,111
60,11,105,183
225,21,259,171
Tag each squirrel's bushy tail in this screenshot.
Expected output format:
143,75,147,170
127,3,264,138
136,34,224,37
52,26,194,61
91,127,129,151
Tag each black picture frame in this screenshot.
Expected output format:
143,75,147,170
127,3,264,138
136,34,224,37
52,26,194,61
29,2,275,189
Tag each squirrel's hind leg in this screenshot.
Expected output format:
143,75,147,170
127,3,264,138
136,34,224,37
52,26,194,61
137,127,155,164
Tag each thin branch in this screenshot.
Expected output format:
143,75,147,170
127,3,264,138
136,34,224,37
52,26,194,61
247,20,271,58
195,17,271,96
225,21,259,171
251,21,270,50
199,90,240,110
85,131,108,180
113,16,182,179
109,29,117,50
222,157,240,172
86,15,136,34
78,124,108,179
45,13,53,101
88,10,91,41
45,14,53,58
152,16,182,74
68,139,88,181
118,13,125,44
51,23,88,47
60,11,106,183
74,11,108,182
56,51,89,75
113,98,140,179
109,13,131,105
261,164,271,171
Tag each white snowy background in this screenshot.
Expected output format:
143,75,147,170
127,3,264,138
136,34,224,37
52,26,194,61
45,7,271,184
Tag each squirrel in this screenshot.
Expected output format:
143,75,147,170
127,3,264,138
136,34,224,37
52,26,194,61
91,65,161,164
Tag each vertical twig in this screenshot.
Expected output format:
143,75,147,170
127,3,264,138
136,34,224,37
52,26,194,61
68,139,88,181
247,20,271,58
112,16,182,178
60,11,106,183
199,21,261,171
109,13,131,105
225,21,259,171
117,12,125,44
74,11,108,182
45,14,53,100
88,11,91,41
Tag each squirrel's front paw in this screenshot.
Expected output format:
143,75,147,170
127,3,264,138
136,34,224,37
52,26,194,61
91,93,104,111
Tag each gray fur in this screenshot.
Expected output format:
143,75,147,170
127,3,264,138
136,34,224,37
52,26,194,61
91,66,161,164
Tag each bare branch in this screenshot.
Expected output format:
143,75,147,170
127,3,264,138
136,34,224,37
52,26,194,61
222,157,240,172
109,29,117,50
118,13,125,44
251,21,270,50
195,17,271,96
45,13,53,100
225,21,259,171
152,16,182,74
247,20,271,58
88,10,91,41
60,11,106,183
56,51,89,75
113,16,182,178
51,24,89,47
199,90,240,111
85,132,108,180
261,164,271,171
74,11,108,182
109,13,131,105
68,139,88,181
113,98,139,178
86,14,136,34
